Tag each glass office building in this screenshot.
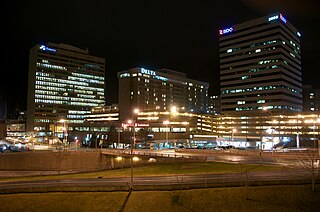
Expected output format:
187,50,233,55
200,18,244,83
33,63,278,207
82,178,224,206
27,43,105,131
219,12,302,114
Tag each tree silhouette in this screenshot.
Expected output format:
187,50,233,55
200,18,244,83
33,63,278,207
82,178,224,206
106,125,118,148
297,149,319,191
136,128,152,148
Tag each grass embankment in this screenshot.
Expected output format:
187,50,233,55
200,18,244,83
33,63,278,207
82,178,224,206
0,161,282,182
1,184,319,211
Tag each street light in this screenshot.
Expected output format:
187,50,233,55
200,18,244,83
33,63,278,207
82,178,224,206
127,119,134,190
133,108,139,148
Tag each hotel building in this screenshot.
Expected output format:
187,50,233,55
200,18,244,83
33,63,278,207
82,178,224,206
117,67,209,121
219,12,302,114
27,43,105,132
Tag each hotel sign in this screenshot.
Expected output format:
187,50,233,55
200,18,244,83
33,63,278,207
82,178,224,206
141,68,156,76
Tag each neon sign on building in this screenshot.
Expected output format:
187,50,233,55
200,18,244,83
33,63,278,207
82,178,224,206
141,68,156,76
268,13,287,24
219,27,233,35
39,45,57,52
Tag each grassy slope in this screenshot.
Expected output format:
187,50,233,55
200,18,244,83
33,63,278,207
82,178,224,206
0,161,282,182
1,185,319,211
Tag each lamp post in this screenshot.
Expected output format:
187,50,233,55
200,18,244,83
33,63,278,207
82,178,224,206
231,128,236,145
127,119,134,190
163,120,170,146
313,118,320,156
59,119,67,145
133,108,139,148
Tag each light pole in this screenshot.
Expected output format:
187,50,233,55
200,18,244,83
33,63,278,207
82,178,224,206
133,108,139,148
231,128,236,145
127,119,134,190
117,127,121,149
163,120,170,146
313,118,320,156
59,119,67,145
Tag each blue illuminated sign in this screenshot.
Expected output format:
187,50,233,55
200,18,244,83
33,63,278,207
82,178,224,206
219,27,233,35
39,45,57,52
268,13,287,24
141,68,156,76
268,15,279,22
279,14,287,23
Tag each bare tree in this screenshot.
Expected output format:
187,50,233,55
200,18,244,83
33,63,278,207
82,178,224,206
297,149,319,191
54,141,69,174
107,125,118,149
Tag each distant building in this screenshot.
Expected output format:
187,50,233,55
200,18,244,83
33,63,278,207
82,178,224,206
27,42,105,132
219,12,302,114
303,85,320,112
208,95,221,114
117,67,209,121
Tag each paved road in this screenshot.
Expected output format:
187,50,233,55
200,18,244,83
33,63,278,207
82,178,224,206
0,168,314,192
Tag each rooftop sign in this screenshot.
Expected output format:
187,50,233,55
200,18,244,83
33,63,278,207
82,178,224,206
219,27,233,35
141,68,156,76
268,13,287,24
39,45,57,52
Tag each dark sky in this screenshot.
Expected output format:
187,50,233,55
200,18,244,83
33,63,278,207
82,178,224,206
1,0,319,116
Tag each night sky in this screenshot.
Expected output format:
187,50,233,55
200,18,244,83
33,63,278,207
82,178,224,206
1,0,319,116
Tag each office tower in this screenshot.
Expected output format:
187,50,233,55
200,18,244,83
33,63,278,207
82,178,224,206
27,43,105,131
117,67,209,121
219,12,302,114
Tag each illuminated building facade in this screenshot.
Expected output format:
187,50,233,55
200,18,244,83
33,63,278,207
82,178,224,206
219,12,302,114
27,43,105,132
303,85,320,112
84,104,120,123
117,67,209,121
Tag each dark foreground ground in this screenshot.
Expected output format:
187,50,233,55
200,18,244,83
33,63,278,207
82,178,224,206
1,184,319,212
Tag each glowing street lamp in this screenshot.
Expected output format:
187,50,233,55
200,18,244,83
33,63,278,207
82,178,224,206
127,118,135,190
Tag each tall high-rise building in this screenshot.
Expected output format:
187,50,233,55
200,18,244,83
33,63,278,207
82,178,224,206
27,43,105,131
219,12,302,114
117,67,209,121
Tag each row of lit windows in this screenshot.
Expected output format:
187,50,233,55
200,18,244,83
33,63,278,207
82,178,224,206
35,94,104,103
235,39,299,56
235,105,301,112
67,115,85,119
74,85,104,92
221,58,296,72
68,76,104,85
35,85,66,92
72,72,104,80
37,62,67,70
222,85,300,95
69,110,91,114
36,76,89,86
35,99,100,107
